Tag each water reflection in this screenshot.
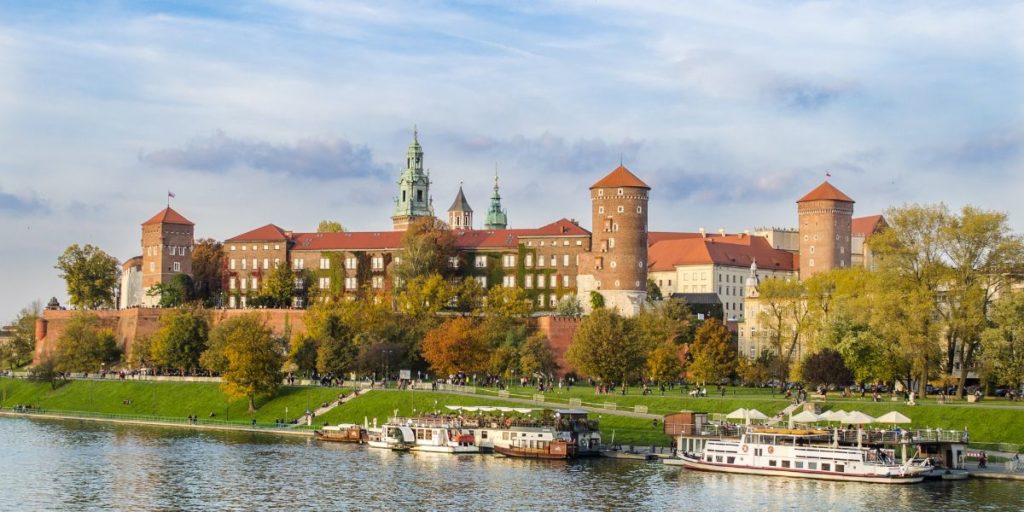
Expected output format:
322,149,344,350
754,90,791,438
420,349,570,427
1,417,1021,511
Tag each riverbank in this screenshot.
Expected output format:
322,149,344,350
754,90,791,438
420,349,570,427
0,409,313,436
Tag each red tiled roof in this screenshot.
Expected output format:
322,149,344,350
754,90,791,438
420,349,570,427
226,224,289,242
284,218,590,252
647,234,798,272
143,207,193,226
590,165,650,190
797,181,854,203
292,231,404,251
852,214,886,237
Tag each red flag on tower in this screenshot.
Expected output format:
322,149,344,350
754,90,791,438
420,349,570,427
168,190,176,198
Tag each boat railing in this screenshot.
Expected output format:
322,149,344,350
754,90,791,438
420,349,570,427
671,423,744,438
388,416,464,429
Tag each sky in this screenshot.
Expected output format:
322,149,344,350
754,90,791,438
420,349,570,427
1,0,1022,321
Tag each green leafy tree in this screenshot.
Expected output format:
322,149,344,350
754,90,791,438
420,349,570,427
395,274,454,326
489,345,519,382
589,291,605,310
566,308,643,386
130,335,153,368
555,295,584,318
1,303,41,370
755,278,810,378
800,348,854,387
55,244,120,309
54,312,121,372
688,318,736,383
981,291,1024,393
480,285,532,344
29,356,61,389
737,350,780,386
148,273,194,307
316,325,357,378
317,220,345,233
646,278,663,302
149,307,209,374
199,320,230,375
191,239,224,306
258,261,295,308
646,340,684,385
288,336,319,377
393,217,457,285
453,277,485,313
519,332,558,379
213,313,284,412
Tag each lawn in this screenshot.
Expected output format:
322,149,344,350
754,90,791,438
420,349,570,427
0,378,345,424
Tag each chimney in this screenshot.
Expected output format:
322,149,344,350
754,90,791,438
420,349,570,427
699,227,706,238
718,228,725,237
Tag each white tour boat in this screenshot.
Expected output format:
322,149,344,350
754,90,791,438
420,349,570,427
368,417,480,454
468,408,602,459
667,428,928,484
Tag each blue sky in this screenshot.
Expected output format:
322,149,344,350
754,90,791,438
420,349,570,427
1,1,1022,320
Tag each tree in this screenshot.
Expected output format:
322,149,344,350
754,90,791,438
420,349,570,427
148,306,209,374
29,356,61,389
191,239,224,306
392,217,456,285
421,317,489,376
519,332,559,379
480,285,532,344
258,261,294,308
1,303,40,370
755,278,810,379
555,295,584,318
147,273,193,307
688,318,736,383
646,340,683,385
488,345,519,382
316,327,357,378
55,244,120,309
800,349,854,388
317,220,345,233
982,291,1024,393
54,312,120,373
199,320,230,375
130,335,153,368
453,277,485,313
395,274,454,325
565,308,644,386
646,278,663,302
737,350,780,386
214,313,284,412
589,291,605,310
288,337,319,377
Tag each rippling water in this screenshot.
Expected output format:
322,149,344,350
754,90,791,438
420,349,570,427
1,417,1021,511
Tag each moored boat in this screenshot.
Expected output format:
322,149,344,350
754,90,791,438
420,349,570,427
468,409,601,460
314,423,367,444
671,428,928,484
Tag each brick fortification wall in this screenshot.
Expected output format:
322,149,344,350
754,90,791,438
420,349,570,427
536,315,582,377
34,308,308,366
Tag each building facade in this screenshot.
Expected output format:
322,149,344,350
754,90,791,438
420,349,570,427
138,207,195,307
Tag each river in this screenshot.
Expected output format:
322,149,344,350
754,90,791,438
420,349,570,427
1,417,1020,511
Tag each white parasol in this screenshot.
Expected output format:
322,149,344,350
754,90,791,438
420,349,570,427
844,411,876,424
874,411,912,424
790,410,821,423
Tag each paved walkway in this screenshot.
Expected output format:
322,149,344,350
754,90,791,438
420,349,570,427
294,388,369,425
0,410,313,437
377,387,662,420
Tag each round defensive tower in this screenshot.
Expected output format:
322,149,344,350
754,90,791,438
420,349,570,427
796,181,854,280
583,165,649,316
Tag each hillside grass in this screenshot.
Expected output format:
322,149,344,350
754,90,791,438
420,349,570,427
0,378,345,424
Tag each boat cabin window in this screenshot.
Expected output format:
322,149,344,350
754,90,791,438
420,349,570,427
715,456,723,463
781,460,790,469
794,462,803,469
835,465,844,473
727,457,735,464
821,463,831,471
808,462,817,470
481,431,487,439
503,432,509,440
768,460,777,467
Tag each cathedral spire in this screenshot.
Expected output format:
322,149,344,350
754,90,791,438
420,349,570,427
392,126,432,230
484,167,508,230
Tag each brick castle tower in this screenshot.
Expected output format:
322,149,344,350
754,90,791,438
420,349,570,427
140,206,195,306
577,165,649,316
796,181,854,280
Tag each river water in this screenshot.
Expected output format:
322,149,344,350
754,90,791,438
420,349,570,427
1,417,1021,511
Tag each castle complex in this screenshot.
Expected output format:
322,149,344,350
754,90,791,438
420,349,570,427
118,129,885,358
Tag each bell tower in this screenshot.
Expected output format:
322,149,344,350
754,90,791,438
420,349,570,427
447,184,473,229
392,127,433,230
484,171,508,230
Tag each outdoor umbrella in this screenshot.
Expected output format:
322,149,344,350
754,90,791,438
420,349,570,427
844,411,876,424
874,411,912,424
790,410,821,424
745,409,769,421
725,408,749,420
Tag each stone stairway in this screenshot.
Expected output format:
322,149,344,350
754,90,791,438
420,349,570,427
294,388,369,425
767,402,805,426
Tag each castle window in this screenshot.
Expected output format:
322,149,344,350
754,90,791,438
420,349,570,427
230,259,237,270
576,240,582,246
449,257,460,269
608,238,615,249
372,256,385,269
617,206,624,213
294,278,304,290
503,275,515,287
417,190,423,202
241,259,247,270
229,296,236,308
610,261,617,269
402,191,407,202
598,189,604,196
230,245,236,251
503,254,516,267
345,277,357,290
525,254,533,267
169,246,176,256
550,294,557,305
537,256,544,267
475,255,487,268
263,244,269,250
242,246,247,251
320,258,331,270
809,259,815,267
241,278,247,290
563,240,569,246
617,188,623,195
230,277,236,290
637,206,642,214
319,277,330,289
563,254,570,266
550,255,557,267
275,244,280,250
614,280,620,288
263,258,270,270
525,275,534,288
809,245,815,254
475,276,487,287
274,258,280,267
372,276,384,289
563,275,570,287
252,259,257,270
240,296,247,308
252,277,258,290
292,258,304,270
173,262,181,272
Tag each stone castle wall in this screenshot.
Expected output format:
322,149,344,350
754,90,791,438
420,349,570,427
535,315,583,377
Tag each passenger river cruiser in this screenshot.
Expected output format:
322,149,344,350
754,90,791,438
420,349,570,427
366,417,479,454
668,428,929,484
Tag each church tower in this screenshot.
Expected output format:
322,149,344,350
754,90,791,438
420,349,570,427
140,206,194,307
797,181,854,280
577,165,649,316
447,185,473,229
392,127,433,230
484,172,508,230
